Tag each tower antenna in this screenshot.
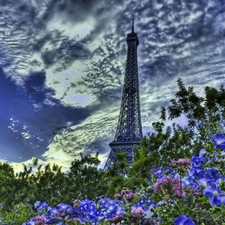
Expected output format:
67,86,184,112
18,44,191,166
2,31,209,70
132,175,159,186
132,19,134,33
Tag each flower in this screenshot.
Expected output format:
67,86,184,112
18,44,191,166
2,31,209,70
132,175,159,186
114,194,122,199
73,199,81,208
27,215,49,225
47,207,59,217
115,189,135,200
196,177,209,188
109,210,123,223
205,168,220,182
36,202,49,212
154,176,187,198
198,149,207,157
182,176,198,190
125,191,135,200
174,215,195,225
191,156,206,166
171,158,191,166
149,165,158,175
203,184,225,206
131,206,144,219
211,134,225,149
155,167,165,178
188,167,205,179
34,201,41,209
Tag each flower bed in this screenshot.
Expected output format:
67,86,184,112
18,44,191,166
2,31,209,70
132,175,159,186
11,134,225,224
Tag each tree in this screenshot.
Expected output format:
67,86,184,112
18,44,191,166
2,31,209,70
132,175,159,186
65,153,109,201
103,150,130,197
128,78,225,187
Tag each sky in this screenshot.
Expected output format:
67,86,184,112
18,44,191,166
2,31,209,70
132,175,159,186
0,0,225,174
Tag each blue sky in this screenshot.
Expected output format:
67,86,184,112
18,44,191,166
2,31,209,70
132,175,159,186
0,0,225,173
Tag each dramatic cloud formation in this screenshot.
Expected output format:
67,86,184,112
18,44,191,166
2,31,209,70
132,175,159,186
0,0,225,172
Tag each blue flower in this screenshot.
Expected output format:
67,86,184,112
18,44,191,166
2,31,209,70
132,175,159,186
174,215,195,225
133,199,155,211
205,168,220,182
198,149,207,157
204,184,225,206
191,156,206,166
48,207,59,216
188,167,205,179
182,176,198,190
155,167,165,178
34,201,41,209
25,220,36,225
44,215,61,224
212,134,225,149
99,198,122,220
37,201,49,212
196,177,209,188
57,203,73,212
165,167,174,174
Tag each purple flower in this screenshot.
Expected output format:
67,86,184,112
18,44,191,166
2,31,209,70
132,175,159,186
174,215,195,225
211,134,225,149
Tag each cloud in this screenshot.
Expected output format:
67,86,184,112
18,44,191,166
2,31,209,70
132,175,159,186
0,67,90,164
1,0,225,172
41,0,225,169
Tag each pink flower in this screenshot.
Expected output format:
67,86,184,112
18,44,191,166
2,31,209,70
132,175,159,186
154,176,173,188
110,210,122,223
115,189,135,200
154,176,186,198
131,206,144,219
114,194,122,199
174,188,187,198
149,165,158,175
125,192,135,200
72,218,83,223
73,199,81,208
34,215,47,225
171,158,191,166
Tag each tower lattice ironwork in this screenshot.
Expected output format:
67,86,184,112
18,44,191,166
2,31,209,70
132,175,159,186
104,20,143,171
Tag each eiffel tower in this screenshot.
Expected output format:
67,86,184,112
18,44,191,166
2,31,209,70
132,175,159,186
104,20,143,171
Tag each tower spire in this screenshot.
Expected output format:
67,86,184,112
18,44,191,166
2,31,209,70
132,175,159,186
104,21,142,171
132,19,134,33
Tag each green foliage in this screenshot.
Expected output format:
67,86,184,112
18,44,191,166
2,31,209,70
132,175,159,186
0,153,109,214
103,150,130,196
65,152,108,201
0,202,36,224
147,141,225,224
0,162,24,211
2,78,225,223
132,78,225,171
